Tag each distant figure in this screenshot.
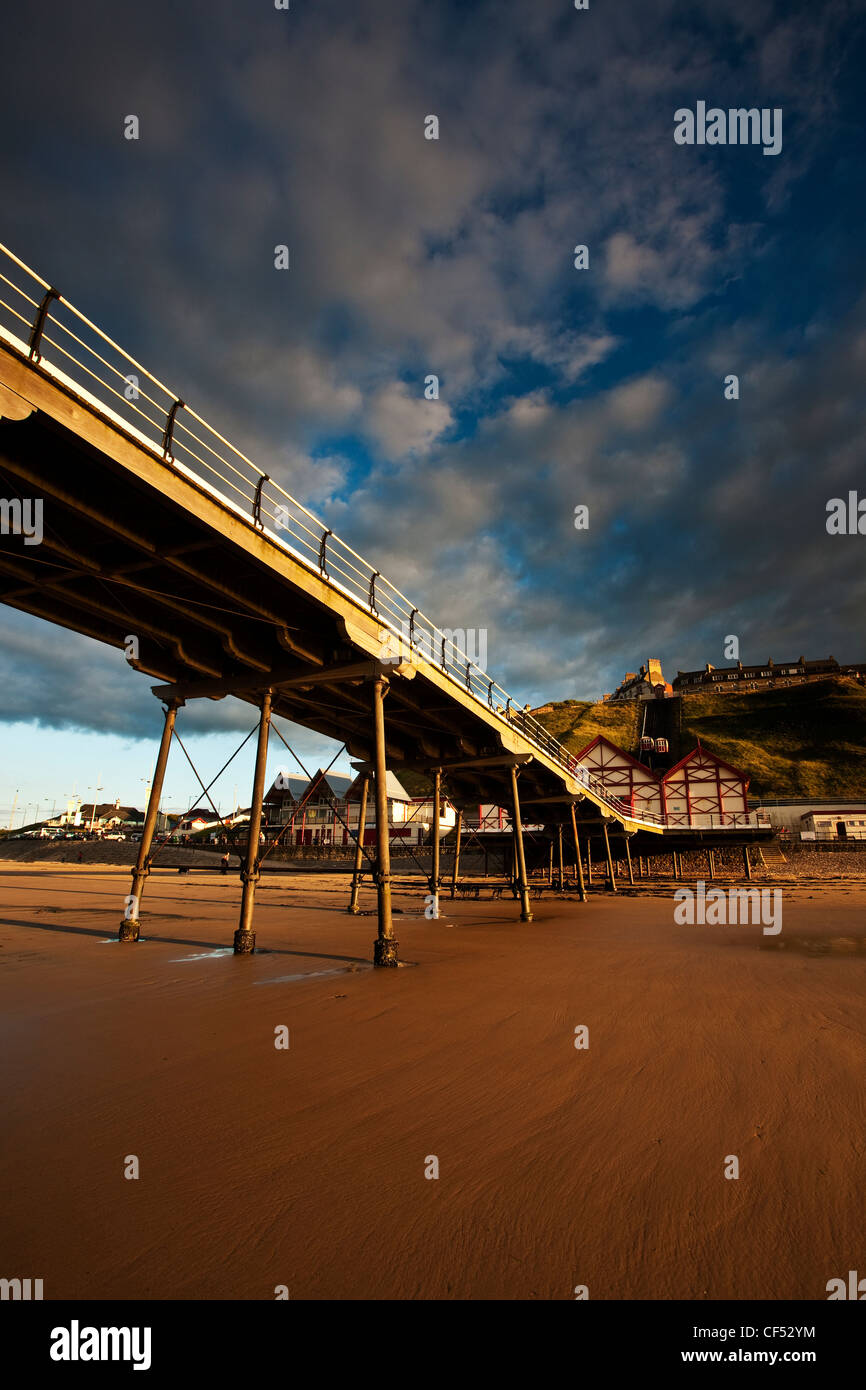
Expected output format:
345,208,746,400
77,849,83,863
221,852,230,875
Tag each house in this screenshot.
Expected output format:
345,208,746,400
565,736,752,828
271,767,422,846
263,772,316,826
673,655,866,695
661,744,750,827
606,659,673,702
573,735,665,819
800,810,866,841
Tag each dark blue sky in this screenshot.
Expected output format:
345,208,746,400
1,0,865,815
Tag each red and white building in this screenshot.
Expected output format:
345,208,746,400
661,744,750,828
571,736,752,828
574,735,665,820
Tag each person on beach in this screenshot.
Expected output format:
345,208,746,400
220,852,230,874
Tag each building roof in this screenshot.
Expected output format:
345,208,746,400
662,744,750,788
263,774,308,802
346,769,410,802
303,770,356,800
573,733,660,775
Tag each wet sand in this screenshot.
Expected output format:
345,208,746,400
0,862,864,1300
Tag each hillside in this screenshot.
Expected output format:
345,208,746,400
532,678,866,800
529,698,642,753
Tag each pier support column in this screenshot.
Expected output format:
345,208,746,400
119,699,181,941
602,820,617,893
742,844,752,880
430,767,441,897
548,839,554,886
450,808,462,898
570,803,587,903
509,766,532,922
372,676,398,966
586,840,593,885
625,835,635,886
707,848,716,880
557,823,565,891
347,773,370,914
233,690,272,954
672,850,680,880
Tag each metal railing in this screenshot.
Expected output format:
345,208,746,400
0,239,750,834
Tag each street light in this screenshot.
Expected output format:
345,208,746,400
87,780,104,835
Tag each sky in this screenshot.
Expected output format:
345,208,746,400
1,0,865,824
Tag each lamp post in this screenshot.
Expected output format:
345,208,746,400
87,780,104,835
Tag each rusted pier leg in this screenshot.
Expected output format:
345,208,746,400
233,690,272,954
119,699,181,941
707,848,716,881
625,835,635,886
672,850,680,880
347,772,370,914
450,808,462,898
372,676,398,966
548,839,554,886
430,767,441,898
570,802,587,904
742,844,752,880
602,820,617,893
557,823,565,891
509,766,532,922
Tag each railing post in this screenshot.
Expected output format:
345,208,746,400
162,398,185,461
28,286,61,364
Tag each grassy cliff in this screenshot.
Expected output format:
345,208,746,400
529,698,642,754
532,678,866,799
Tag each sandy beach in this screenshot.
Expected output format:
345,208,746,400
1,862,864,1301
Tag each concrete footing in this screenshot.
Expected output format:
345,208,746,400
373,936,399,967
